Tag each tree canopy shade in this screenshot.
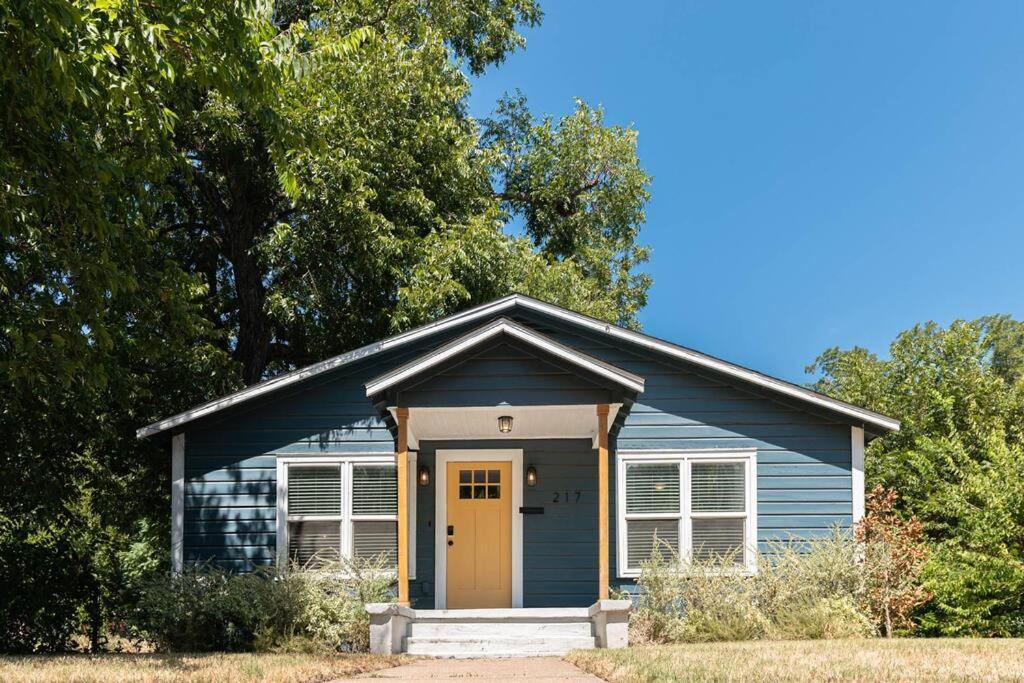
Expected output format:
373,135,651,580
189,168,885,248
0,0,651,652
809,315,1024,636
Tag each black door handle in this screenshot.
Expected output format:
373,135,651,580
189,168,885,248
447,525,454,535
447,539,454,546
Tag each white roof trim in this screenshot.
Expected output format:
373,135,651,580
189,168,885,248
365,317,645,396
137,293,898,439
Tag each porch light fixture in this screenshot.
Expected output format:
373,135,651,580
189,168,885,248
526,465,538,487
497,415,514,434
418,465,430,487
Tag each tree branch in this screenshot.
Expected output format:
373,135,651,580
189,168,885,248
494,168,607,217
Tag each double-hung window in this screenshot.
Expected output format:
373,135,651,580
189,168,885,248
277,456,414,573
617,451,756,576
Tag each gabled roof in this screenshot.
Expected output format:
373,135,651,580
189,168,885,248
137,293,899,439
365,317,646,397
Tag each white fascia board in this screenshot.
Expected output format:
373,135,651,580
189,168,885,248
138,293,898,439
365,318,645,396
511,296,901,433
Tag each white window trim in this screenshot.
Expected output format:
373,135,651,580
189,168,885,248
276,453,416,579
616,449,757,578
434,449,523,609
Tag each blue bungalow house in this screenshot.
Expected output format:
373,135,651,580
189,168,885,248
138,294,898,656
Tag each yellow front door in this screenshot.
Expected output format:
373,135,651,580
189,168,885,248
445,461,513,609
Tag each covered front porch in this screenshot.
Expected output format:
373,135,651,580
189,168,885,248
364,318,642,653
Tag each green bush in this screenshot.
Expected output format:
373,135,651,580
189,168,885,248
630,530,873,644
0,521,93,653
131,555,393,652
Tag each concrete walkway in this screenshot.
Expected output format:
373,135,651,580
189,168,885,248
338,656,602,682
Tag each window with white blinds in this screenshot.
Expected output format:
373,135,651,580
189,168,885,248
350,464,397,567
288,466,342,516
285,460,399,571
623,463,681,572
618,452,755,575
690,462,746,565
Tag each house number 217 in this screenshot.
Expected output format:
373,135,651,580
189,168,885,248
552,490,582,503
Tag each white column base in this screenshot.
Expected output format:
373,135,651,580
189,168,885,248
366,603,414,654
588,599,632,648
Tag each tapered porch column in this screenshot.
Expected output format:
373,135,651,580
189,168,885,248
396,407,410,606
597,404,610,600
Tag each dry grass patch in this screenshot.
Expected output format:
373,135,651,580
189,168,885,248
0,652,404,683
566,638,1024,682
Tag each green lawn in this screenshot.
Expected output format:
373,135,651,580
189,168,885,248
566,638,1024,682
0,652,404,683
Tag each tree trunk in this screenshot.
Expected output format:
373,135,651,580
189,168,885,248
191,120,281,386
227,226,272,385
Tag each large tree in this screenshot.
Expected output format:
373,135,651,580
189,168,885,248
809,316,1024,635
0,0,288,651
160,0,651,383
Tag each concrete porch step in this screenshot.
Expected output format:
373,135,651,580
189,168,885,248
366,600,632,657
410,608,591,622
403,635,597,658
408,620,594,638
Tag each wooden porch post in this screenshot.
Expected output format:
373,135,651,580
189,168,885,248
597,404,610,600
396,407,410,606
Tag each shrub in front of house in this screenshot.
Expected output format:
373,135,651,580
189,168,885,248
628,530,874,644
130,555,393,652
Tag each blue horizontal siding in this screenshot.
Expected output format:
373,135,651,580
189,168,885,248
398,341,612,408
179,305,857,594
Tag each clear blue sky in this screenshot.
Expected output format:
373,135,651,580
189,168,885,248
468,1,1024,383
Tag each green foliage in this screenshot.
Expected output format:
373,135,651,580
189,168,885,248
481,92,652,328
919,438,1024,636
163,0,648,383
0,517,94,653
629,531,872,644
132,558,394,653
0,0,279,652
809,315,1024,635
